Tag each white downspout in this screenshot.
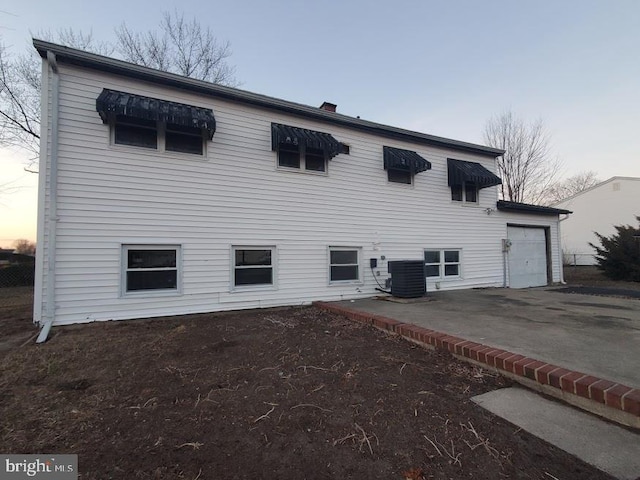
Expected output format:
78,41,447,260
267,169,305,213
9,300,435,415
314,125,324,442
36,51,59,343
557,214,569,285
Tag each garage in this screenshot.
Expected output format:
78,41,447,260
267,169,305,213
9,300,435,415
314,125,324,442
507,226,549,288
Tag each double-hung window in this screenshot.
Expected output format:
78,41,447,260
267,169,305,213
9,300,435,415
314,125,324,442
233,247,276,288
123,245,181,294
329,247,361,283
424,249,461,279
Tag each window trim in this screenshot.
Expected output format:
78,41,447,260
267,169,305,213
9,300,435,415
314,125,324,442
121,244,182,297
424,248,462,280
231,245,278,291
110,116,207,157
328,246,363,285
275,142,329,175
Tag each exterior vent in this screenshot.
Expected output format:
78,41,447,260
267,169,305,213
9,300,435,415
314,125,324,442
388,260,426,298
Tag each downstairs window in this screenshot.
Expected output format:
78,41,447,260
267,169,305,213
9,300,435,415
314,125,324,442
123,245,181,294
424,249,461,279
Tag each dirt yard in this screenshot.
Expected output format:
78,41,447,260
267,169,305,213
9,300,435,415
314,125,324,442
0,293,613,479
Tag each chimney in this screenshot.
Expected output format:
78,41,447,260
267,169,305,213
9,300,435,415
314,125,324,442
319,101,337,112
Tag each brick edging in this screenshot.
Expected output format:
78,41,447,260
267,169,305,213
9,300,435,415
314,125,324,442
313,301,640,420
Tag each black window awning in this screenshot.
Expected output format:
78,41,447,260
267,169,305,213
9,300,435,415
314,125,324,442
447,158,502,189
383,146,431,174
96,89,216,139
271,123,342,159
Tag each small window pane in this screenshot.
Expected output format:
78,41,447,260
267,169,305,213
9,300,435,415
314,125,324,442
127,270,177,291
451,185,463,201
444,251,459,263
305,149,326,172
115,123,157,149
330,250,358,265
278,143,300,168
388,169,412,184
445,264,459,276
235,250,272,267
425,265,440,277
424,251,440,263
235,268,273,286
166,130,203,155
128,250,176,269
331,265,359,281
465,184,478,203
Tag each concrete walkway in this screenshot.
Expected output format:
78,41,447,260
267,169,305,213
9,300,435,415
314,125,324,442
337,287,640,389
473,388,640,480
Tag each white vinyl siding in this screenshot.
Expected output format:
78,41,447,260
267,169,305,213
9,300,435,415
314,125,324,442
34,62,563,325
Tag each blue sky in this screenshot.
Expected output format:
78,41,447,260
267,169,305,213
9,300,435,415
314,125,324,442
1,0,639,243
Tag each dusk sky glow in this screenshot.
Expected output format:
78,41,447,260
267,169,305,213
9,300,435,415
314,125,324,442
1,0,639,244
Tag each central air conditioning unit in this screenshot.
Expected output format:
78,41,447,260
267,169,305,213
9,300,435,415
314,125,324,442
388,260,426,298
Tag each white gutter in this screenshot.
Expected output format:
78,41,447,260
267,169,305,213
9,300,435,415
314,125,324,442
36,51,59,344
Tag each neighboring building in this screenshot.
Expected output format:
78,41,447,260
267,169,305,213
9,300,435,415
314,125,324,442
32,39,570,331
554,177,640,265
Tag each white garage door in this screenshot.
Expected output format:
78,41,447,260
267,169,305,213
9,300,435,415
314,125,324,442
507,226,548,289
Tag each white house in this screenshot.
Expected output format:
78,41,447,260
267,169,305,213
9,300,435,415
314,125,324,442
554,177,640,265
32,40,570,338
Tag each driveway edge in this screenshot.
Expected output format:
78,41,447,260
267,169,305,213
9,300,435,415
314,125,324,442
314,301,640,430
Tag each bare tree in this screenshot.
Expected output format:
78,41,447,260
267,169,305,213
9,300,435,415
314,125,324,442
0,30,111,168
0,14,237,171
13,238,36,255
483,110,561,204
544,171,600,205
115,11,237,85
0,41,41,159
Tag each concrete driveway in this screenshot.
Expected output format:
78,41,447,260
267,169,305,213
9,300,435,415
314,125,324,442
338,288,640,389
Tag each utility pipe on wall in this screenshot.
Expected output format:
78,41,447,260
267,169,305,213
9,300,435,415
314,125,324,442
36,51,59,344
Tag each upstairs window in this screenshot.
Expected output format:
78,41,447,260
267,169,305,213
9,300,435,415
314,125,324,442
383,146,431,185
271,123,344,174
387,169,412,185
166,124,205,155
114,116,158,149
276,143,327,172
97,89,215,157
447,158,501,203
113,116,205,156
451,182,478,203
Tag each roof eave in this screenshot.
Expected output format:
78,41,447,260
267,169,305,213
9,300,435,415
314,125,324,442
497,200,572,216
33,39,504,158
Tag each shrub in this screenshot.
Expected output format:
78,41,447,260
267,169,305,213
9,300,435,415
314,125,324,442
589,216,640,282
